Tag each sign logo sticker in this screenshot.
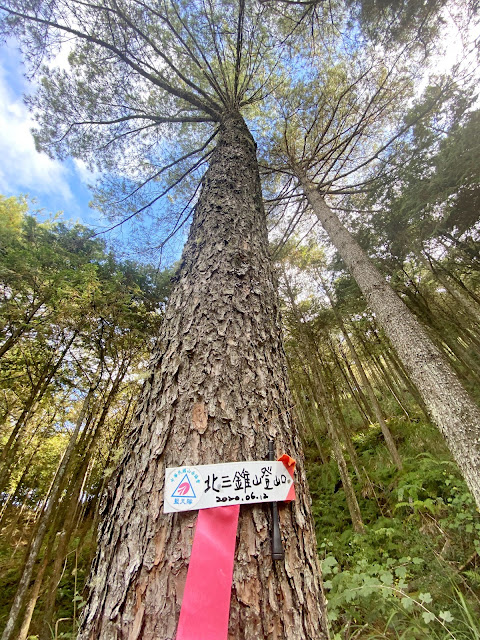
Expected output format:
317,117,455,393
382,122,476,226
165,466,204,511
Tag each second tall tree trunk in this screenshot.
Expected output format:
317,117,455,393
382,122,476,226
296,171,480,509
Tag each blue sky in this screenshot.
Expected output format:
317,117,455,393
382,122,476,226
0,41,190,266
0,42,105,229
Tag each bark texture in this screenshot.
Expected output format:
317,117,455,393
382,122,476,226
78,114,328,640
297,173,480,509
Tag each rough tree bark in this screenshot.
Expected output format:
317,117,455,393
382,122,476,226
296,171,480,509
78,113,328,640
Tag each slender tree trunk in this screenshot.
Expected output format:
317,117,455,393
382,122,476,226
428,250,480,307
453,321,480,357
296,173,480,507
287,359,329,465
39,369,128,638
328,370,363,483
0,361,53,463
78,113,328,640
0,332,76,492
303,367,365,534
439,233,480,271
282,266,365,503
334,341,373,425
436,271,480,327
401,285,480,383
289,337,365,532
1,387,95,640
0,299,45,360
367,349,412,418
90,395,135,534
41,493,83,640
322,285,402,468
357,321,416,412
17,551,49,640
294,396,328,465
0,441,43,526
420,252,480,328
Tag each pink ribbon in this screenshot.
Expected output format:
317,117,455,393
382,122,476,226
176,504,240,640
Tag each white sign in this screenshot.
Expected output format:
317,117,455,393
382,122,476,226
164,460,294,513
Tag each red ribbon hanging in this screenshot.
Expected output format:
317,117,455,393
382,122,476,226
176,504,240,640
278,453,296,502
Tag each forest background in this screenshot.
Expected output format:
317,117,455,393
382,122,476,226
0,0,480,638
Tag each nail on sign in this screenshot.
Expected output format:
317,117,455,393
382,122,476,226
164,460,294,513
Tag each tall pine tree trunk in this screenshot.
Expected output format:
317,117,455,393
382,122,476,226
78,113,328,640
296,172,480,508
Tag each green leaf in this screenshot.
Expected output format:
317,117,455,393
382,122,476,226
439,610,454,622
419,592,433,604
322,555,338,576
422,611,436,624
395,566,407,579
380,572,393,585
344,590,357,603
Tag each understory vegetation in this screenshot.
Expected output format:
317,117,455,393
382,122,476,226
310,420,480,640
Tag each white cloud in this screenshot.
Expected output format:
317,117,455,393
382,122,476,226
73,158,100,185
0,59,73,201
